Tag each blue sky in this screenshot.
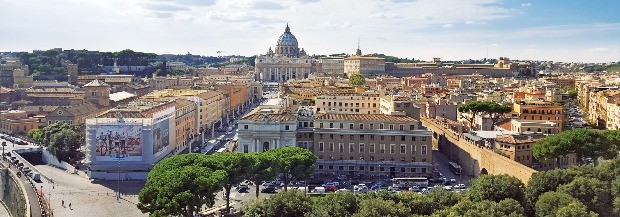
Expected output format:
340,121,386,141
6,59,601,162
0,0,619,63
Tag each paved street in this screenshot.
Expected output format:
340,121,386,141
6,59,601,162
34,165,146,217
432,150,472,186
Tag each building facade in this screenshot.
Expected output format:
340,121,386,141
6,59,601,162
237,113,298,153
312,114,434,177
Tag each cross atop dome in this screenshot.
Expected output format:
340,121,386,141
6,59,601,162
285,23,290,33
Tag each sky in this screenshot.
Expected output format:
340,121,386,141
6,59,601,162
1,0,619,63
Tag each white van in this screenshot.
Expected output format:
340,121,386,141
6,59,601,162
311,187,326,194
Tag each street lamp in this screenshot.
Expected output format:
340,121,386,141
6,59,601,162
117,158,120,201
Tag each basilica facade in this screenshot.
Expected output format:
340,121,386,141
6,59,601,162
255,24,314,82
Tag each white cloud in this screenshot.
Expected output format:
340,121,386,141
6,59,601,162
443,24,453,28
588,47,609,52
521,3,532,7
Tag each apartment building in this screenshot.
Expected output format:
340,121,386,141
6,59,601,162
513,101,569,131
312,114,434,177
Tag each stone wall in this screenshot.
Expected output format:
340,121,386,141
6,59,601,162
422,117,537,185
0,168,30,217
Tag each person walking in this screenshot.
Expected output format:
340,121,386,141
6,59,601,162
62,200,64,207
69,203,72,210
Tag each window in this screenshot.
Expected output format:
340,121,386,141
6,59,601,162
359,124,364,129
243,145,248,153
412,136,416,141
349,124,354,129
400,144,406,154
318,165,324,169
411,145,416,154
380,144,386,154
320,123,324,128
369,124,374,129
349,143,354,153
339,143,344,153
380,124,384,129
319,143,324,152
421,145,427,155
329,123,334,128
319,134,324,139
399,125,404,130
340,123,344,128
329,143,334,152
400,136,405,141
330,134,334,139
410,125,415,130
360,135,365,140
370,144,375,153
389,124,394,130
285,125,290,130
350,135,354,140
390,144,396,154
422,137,426,141
401,167,406,172
358,143,365,153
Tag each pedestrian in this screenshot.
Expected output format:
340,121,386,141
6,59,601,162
62,200,64,207
69,203,72,210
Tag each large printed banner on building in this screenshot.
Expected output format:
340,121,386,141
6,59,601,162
95,125,143,161
152,118,170,158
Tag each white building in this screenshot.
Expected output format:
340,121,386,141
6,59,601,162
237,113,297,153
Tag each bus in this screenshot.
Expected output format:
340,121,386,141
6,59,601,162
392,177,429,188
448,162,462,175
215,148,227,154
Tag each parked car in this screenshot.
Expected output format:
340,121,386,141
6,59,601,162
261,186,276,193
325,185,338,192
322,182,335,188
311,187,326,194
454,184,466,189
31,173,41,182
354,184,369,193
336,189,350,193
450,178,457,183
443,186,453,191
236,184,249,193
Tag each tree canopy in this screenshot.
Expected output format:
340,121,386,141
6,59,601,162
457,101,512,130
532,129,618,164
348,74,366,86
30,122,83,163
265,146,317,191
137,154,226,217
467,174,525,204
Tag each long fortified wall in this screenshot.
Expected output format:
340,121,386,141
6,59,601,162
421,117,537,185
0,167,30,217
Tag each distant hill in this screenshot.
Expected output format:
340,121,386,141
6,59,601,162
606,63,620,72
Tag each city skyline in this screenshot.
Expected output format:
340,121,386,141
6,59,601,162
1,0,620,63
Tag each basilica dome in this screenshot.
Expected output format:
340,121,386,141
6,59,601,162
275,24,302,57
277,25,298,47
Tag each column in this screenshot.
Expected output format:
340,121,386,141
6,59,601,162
272,139,276,150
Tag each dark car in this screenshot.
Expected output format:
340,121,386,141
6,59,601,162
261,186,276,193
236,184,249,193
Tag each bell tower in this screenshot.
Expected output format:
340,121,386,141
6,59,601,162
83,79,110,107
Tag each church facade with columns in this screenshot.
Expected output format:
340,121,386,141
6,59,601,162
255,24,314,82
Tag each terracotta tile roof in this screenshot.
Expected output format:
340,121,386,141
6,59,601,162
61,103,106,117
83,79,110,87
242,113,297,122
18,106,60,112
314,114,417,122
495,133,545,144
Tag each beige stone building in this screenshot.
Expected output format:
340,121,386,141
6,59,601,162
319,57,345,77
313,114,433,177
0,110,39,135
344,56,385,77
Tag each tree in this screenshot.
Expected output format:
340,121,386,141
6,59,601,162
525,169,581,215
241,190,312,217
137,154,226,217
308,192,358,217
247,152,278,198
435,199,524,217
535,191,583,217
467,174,525,204
47,128,83,163
557,202,598,217
558,177,613,215
28,129,43,143
533,129,618,165
352,198,409,217
207,152,254,213
457,101,511,130
396,190,461,216
348,74,366,86
266,147,317,191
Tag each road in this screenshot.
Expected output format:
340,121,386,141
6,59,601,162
432,150,472,186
